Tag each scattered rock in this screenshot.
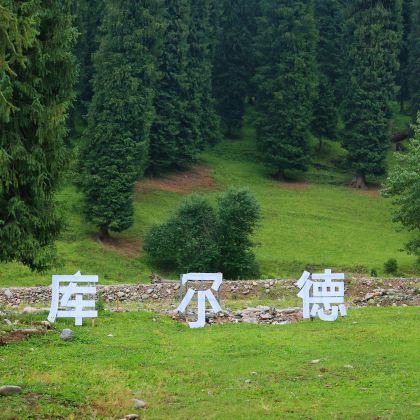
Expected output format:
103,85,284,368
133,399,146,409
150,273,162,284
244,379,251,384
60,329,74,341
310,359,320,364
0,385,22,396
124,415,139,420
0,277,418,308
23,306,41,314
344,364,354,369
107,333,114,337
3,319,12,325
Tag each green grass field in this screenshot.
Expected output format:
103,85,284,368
1,307,419,419
0,121,418,287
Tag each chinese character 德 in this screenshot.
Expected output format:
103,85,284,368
296,269,346,321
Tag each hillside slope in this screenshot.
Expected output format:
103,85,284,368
0,125,418,286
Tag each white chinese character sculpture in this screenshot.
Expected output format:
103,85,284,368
296,269,346,321
47,271,98,326
176,273,223,328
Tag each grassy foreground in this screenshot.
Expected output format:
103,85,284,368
1,307,419,419
0,123,418,286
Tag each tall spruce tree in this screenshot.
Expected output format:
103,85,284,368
0,0,77,270
254,0,318,178
396,0,412,112
213,0,259,137
189,0,221,146
312,0,344,143
72,0,103,123
408,0,420,119
343,0,402,188
148,0,202,173
81,0,163,239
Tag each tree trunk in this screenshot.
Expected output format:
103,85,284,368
99,226,109,241
349,172,367,189
318,137,324,152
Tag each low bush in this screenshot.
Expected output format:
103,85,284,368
144,188,260,278
144,195,219,272
384,258,398,274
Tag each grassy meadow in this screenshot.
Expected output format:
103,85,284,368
0,120,418,287
0,307,419,419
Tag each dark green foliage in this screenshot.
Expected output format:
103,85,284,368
396,0,413,111
80,0,163,237
217,189,260,279
384,258,398,274
189,0,221,146
383,113,420,258
254,0,318,178
144,189,260,278
342,0,402,186
312,75,339,141
144,195,219,272
312,0,344,140
0,0,77,270
71,0,103,122
148,0,202,173
213,0,259,137
408,0,420,118
370,268,378,277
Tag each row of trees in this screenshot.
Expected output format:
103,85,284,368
1,0,419,271
77,0,420,240
78,0,220,239
252,0,413,187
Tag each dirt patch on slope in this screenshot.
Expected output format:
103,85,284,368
99,237,141,258
0,328,46,345
136,165,216,194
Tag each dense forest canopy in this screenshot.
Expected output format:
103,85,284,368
1,0,419,273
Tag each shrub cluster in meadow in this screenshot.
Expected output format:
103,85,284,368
144,189,260,279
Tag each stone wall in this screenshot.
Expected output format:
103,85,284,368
0,277,418,307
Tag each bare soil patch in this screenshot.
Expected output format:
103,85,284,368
0,328,46,345
136,165,216,194
98,237,141,258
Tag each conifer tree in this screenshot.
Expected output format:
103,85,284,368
72,0,103,122
408,0,420,118
213,0,259,137
384,113,420,258
217,189,260,279
189,0,221,146
254,0,318,178
81,0,163,239
148,0,202,173
0,0,77,270
396,0,412,111
343,0,402,188
312,0,344,142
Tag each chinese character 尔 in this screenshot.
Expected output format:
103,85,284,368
176,273,223,328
